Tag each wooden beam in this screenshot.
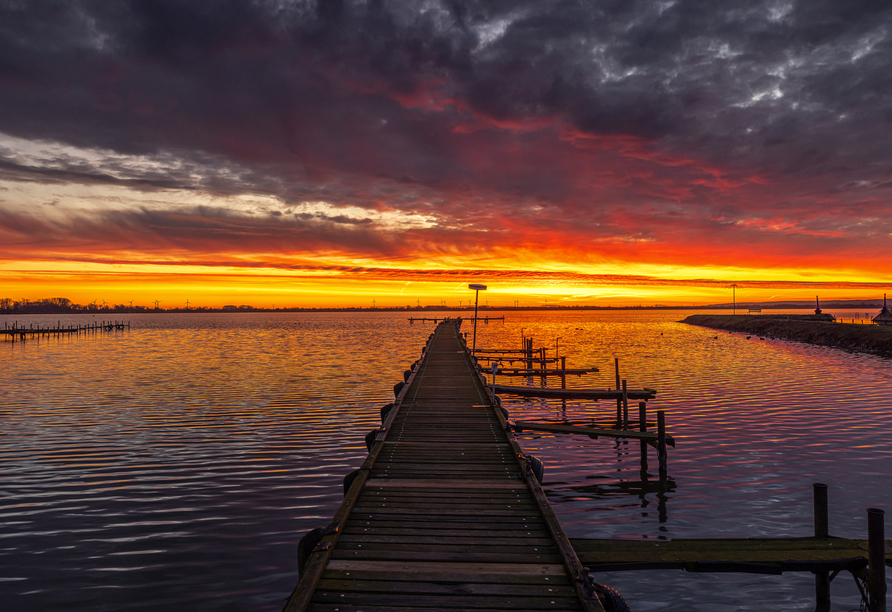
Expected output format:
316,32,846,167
494,384,657,400
512,420,676,447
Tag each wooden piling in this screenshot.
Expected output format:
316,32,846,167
622,380,629,430
614,358,622,425
868,508,886,612
813,483,830,611
639,401,648,468
560,356,567,389
657,410,668,479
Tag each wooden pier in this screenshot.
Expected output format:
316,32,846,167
284,320,888,612
285,319,612,612
1,320,130,341
410,316,505,324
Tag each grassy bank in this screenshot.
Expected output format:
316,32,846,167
683,315,892,358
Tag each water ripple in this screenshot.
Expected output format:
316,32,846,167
2,310,889,611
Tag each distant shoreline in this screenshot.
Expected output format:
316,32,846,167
2,301,887,316
683,314,892,358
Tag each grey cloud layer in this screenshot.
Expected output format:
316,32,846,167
1,0,891,224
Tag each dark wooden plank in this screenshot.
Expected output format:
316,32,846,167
315,578,576,597
513,420,676,446
309,592,582,609
494,384,656,400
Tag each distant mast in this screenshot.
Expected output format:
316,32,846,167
814,295,822,315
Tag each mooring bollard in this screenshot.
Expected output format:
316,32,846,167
868,507,886,612
814,483,831,611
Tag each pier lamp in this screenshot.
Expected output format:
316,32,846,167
469,284,487,352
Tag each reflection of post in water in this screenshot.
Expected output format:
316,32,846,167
575,472,676,524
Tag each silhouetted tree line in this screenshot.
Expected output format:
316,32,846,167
0,298,156,314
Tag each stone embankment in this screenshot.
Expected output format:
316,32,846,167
683,314,892,358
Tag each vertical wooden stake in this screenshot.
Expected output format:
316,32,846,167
868,507,886,612
814,483,829,538
639,401,648,469
813,483,831,611
622,380,629,429
657,410,667,480
560,356,566,389
614,358,621,425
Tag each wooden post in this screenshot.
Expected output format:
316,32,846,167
560,356,566,389
614,358,622,425
622,380,629,429
813,483,830,611
868,508,886,612
639,401,648,469
814,483,829,537
657,410,667,480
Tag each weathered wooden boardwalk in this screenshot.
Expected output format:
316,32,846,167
284,319,607,612
1,320,130,341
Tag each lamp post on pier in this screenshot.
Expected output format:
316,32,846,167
469,284,487,352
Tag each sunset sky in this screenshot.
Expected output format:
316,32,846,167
1,1,891,307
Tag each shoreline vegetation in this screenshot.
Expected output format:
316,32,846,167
683,314,892,358
1,297,887,316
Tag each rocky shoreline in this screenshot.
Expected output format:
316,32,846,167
683,314,892,358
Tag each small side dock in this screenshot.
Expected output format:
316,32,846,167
284,319,607,612
2,320,130,341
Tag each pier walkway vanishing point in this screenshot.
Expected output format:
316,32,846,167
284,318,612,612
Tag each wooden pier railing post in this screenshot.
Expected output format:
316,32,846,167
561,356,566,389
813,483,831,611
868,507,886,612
657,410,668,480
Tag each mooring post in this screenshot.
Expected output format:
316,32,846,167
614,358,622,423
621,380,629,429
639,401,648,468
560,356,566,389
868,507,886,612
657,410,668,480
813,483,831,611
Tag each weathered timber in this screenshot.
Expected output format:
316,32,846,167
282,319,607,612
570,537,892,574
493,384,657,400
511,420,676,447
487,368,600,376
1,320,130,341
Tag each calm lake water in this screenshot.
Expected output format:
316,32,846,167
1,310,890,611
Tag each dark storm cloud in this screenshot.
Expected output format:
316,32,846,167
1,0,891,267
